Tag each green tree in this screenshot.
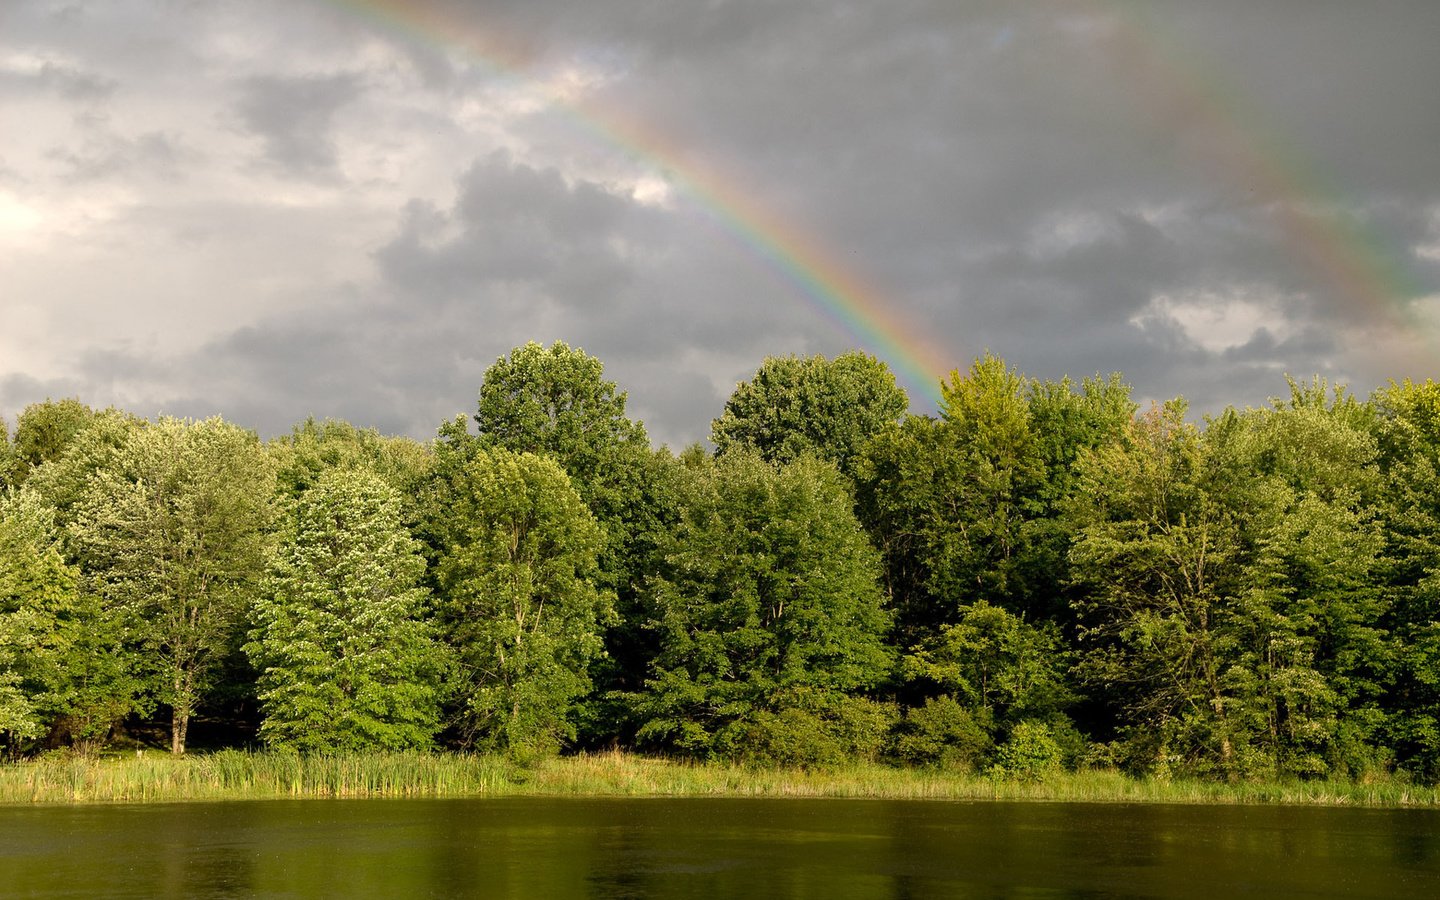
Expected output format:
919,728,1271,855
0,488,144,755
0,489,79,754
1068,400,1243,776
457,341,670,744
637,452,893,763
894,601,1073,771
472,340,650,513
854,356,1126,640
1222,380,1389,778
711,351,908,476
269,417,432,509
0,417,12,491
430,448,612,757
23,408,143,535
70,417,274,754
1021,371,1136,617
6,399,98,487
1374,378,1440,780
247,469,445,751
904,601,1073,725
933,353,1046,610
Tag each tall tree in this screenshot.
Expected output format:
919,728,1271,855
0,417,12,491
1223,380,1389,777
637,452,893,764
247,469,445,751
429,448,612,757
1067,400,1244,776
269,417,432,507
1374,378,1440,779
472,340,650,514
70,417,274,754
711,351,908,476
459,341,667,743
0,488,144,755
0,489,79,755
6,399,98,487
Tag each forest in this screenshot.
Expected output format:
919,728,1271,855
3,340,1440,785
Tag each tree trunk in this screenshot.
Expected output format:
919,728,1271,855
170,669,192,755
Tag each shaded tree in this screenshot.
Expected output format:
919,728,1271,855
1374,378,1440,779
1,488,145,755
0,489,79,754
1067,400,1243,776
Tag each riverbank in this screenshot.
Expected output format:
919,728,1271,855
2,750,1435,806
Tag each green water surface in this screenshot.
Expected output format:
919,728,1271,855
2,797,1436,898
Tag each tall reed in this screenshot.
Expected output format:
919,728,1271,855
2,750,1436,806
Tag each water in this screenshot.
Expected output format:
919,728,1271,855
2,797,1437,898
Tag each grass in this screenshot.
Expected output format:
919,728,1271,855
2,749,1436,806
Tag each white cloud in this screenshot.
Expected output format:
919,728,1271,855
1131,287,1296,353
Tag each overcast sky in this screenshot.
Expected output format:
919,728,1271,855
3,0,1438,447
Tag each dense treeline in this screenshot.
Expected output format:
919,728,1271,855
4,341,1440,783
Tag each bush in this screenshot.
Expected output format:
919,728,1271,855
713,693,896,767
891,696,992,771
992,720,1065,780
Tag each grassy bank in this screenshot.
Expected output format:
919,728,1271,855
2,750,1436,806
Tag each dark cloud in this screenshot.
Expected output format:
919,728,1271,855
234,72,364,177
3,0,1439,447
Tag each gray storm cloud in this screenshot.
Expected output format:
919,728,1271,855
2,0,1437,444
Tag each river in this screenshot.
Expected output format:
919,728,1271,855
2,797,1437,897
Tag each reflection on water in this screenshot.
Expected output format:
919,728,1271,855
2,796,1437,898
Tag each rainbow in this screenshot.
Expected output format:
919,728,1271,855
1086,1,1425,339
325,0,951,407
326,1,1430,410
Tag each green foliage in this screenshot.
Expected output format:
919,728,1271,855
247,469,446,752
1069,388,1393,780
22,408,142,534
6,399,98,486
69,417,275,754
467,341,665,745
474,340,649,511
269,417,432,511
636,452,892,760
892,696,993,770
992,720,1067,780
0,417,11,491
855,356,1130,646
905,601,1073,722
1068,400,1243,776
4,352,1438,787
0,488,143,755
429,448,612,758
711,351,908,475
713,691,898,768
0,490,79,752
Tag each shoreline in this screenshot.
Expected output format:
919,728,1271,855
2,750,1436,808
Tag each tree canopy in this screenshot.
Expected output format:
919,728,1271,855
4,350,1439,784
711,351,908,475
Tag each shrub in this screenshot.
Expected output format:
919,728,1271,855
891,697,992,771
993,720,1065,780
